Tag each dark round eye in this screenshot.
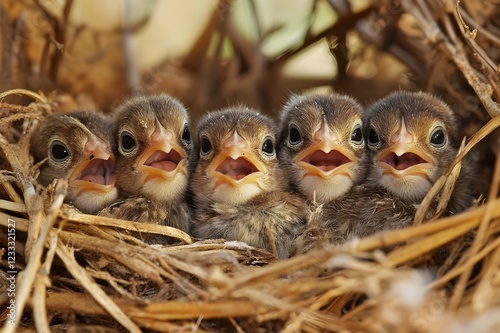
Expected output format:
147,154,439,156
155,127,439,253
288,124,302,145
200,136,212,154
182,124,191,143
120,131,137,153
351,126,363,144
368,127,379,146
262,137,274,155
50,141,70,162
430,127,446,147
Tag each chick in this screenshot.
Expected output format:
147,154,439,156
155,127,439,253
100,94,192,234
190,107,309,259
30,110,117,214
278,93,367,204
364,90,477,214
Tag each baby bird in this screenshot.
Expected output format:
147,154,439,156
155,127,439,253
100,94,192,234
30,110,117,214
190,107,309,259
364,90,476,214
278,93,367,204
290,91,476,251
278,93,375,251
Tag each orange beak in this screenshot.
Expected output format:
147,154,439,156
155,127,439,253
295,121,355,179
209,130,266,188
69,136,116,193
376,118,434,179
137,123,187,180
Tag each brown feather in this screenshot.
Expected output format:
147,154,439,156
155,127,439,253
191,107,309,259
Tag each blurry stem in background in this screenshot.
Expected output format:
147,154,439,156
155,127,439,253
271,5,373,67
35,0,73,82
122,0,141,93
182,0,234,73
326,0,350,80
248,0,262,43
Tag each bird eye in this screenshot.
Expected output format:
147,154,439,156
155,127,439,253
368,127,380,147
351,125,363,145
120,131,137,153
288,124,302,145
200,136,212,155
50,140,70,162
182,124,192,144
262,137,275,156
430,127,447,147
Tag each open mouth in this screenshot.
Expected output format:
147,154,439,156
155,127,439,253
76,158,115,186
215,157,259,180
380,152,427,170
301,150,351,172
144,150,182,172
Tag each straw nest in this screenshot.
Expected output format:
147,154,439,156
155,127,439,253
1,0,500,332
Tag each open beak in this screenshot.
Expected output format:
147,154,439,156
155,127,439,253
376,118,434,179
69,136,116,193
137,124,187,180
209,131,266,188
295,122,355,179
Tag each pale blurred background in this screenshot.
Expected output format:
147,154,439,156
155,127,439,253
1,0,414,123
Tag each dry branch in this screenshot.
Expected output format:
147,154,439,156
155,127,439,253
2,1,500,332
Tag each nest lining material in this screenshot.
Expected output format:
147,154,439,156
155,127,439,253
2,0,500,331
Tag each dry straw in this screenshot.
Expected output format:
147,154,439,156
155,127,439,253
2,0,500,332
0,87,500,332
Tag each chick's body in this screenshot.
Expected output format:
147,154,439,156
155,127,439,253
278,93,376,250
280,92,477,251
30,110,117,214
317,91,477,247
191,107,309,259
302,91,479,259
100,94,192,233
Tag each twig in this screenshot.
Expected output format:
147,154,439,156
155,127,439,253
0,181,23,204
61,208,192,244
415,114,500,224
430,235,500,289
0,89,47,103
32,231,58,333
455,0,477,39
271,5,374,66
449,147,500,309
0,199,26,213
453,0,499,80
43,292,271,320
122,0,140,92
2,180,66,333
461,10,500,46
403,0,500,117
55,240,141,333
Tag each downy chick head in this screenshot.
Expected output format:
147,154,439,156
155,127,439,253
113,94,193,203
192,107,282,206
30,110,117,214
278,93,367,203
364,91,460,203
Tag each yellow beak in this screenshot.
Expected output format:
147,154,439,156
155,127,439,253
295,122,355,179
376,118,434,179
209,131,266,188
69,136,116,193
137,124,187,180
